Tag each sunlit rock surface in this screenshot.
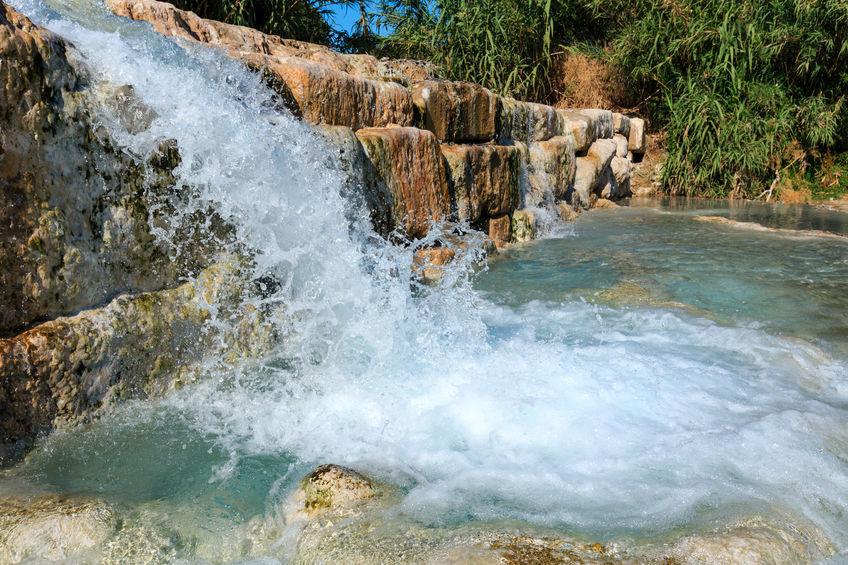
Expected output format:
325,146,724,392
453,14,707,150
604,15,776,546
411,80,500,143
355,126,451,239
0,4,187,334
0,494,116,563
441,143,521,226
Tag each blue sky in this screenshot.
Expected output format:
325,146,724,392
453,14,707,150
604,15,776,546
327,5,360,33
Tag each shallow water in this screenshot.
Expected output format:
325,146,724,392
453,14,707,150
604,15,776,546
4,0,848,562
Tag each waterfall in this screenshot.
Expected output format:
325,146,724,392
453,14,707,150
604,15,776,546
9,0,848,555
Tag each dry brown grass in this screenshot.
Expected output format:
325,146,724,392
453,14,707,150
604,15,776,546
549,51,632,110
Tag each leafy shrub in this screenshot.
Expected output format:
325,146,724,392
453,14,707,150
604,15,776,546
596,0,848,196
170,0,337,45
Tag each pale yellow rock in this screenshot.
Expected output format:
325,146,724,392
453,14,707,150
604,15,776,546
511,210,536,243
0,495,116,563
628,117,647,155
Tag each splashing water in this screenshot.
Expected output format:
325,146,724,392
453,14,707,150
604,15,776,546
8,0,848,559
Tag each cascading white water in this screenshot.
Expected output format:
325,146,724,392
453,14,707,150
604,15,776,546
10,0,848,558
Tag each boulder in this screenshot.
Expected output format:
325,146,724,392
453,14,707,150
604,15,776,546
578,109,614,139
411,80,499,142
613,133,629,157
612,112,630,136
498,98,560,144
0,494,116,563
0,260,278,464
488,215,512,249
525,135,577,205
440,144,521,226
249,54,414,129
628,117,647,156
572,158,598,210
511,210,536,243
610,156,632,197
556,110,593,152
355,127,451,239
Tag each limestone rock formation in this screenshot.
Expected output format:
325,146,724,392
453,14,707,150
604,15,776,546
628,117,647,157
440,143,521,226
557,110,594,152
498,98,560,144
0,494,117,563
525,135,578,205
411,80,499,142
355,127,451,239
0,3,190,335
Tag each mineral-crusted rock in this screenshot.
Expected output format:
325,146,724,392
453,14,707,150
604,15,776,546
498,98,560,144
579,109,614,139
525,135,577,205
572,139,617,207
613,133,629,157
557,110,593,152
247,53,414,129
411,80,499,142
413,247,457,284
355,127,451,239
0,494,117,563
628,117,647,156
612,112,630,137
557,202,580,221
609,155,632,197
572,158,598,209
315,124,393,234
664,518,834,564
0,260,278,464
511,210,536,243
440,144,521,226
0,2,204,336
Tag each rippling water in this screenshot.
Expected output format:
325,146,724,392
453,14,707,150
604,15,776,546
4,0,848,562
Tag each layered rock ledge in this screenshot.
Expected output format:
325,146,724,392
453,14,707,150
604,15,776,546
107,0,649,246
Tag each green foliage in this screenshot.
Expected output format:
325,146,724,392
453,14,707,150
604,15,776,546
170,0,350,45
596,0,848,196
377,0,597,100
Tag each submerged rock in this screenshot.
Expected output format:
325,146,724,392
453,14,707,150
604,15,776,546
0,494,116,563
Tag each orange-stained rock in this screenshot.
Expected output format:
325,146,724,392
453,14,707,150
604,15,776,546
488,215,512,249
250,53,413,129
412,246,457,284
411,81,499,142
108,0,416,129
440,144,521,226
355,127,451,239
